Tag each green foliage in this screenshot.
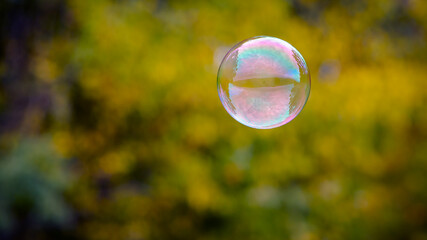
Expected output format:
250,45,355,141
0,137,71,232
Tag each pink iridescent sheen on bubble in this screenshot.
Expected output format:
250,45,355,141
217,36,310,129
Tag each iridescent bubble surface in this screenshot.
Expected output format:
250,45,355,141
217,36,311,129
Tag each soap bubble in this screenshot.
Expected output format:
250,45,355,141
217,36,311,129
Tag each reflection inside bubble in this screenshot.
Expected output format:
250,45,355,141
217,36,310,129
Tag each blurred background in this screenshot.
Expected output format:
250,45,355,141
0,0,427,239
